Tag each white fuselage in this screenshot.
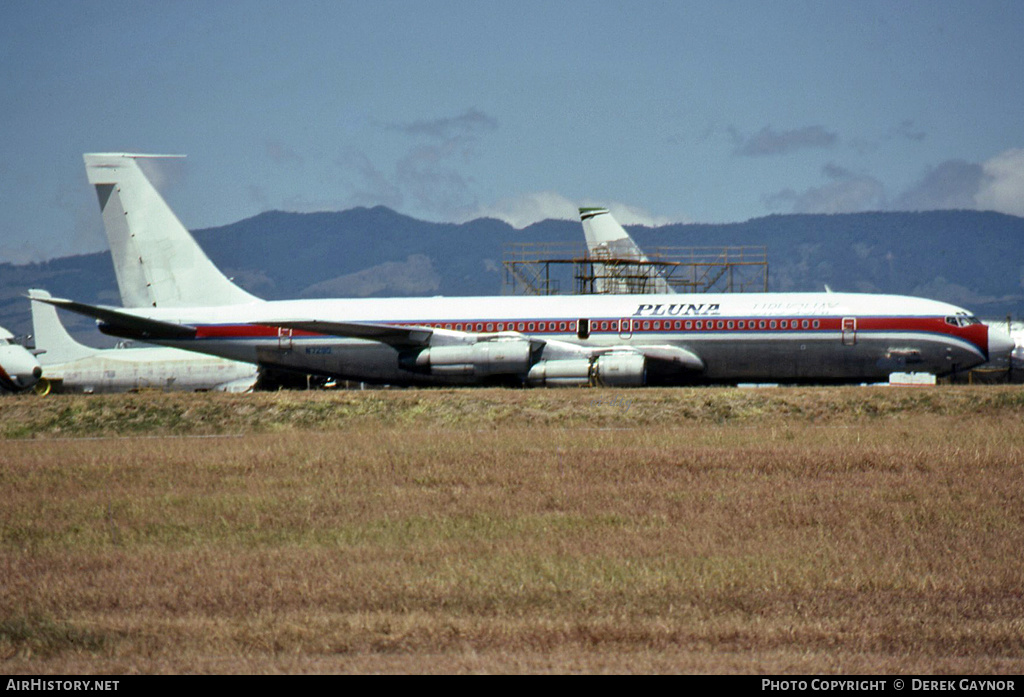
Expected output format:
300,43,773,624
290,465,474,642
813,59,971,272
77,153,1014,388
38,345,258,394
98,291,1009,386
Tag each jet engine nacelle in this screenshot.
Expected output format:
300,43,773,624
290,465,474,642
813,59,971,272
592,352,646,387
411,339,533,377
526,359,592,387
526,352,647,387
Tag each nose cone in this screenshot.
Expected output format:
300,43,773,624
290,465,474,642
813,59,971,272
988,326,1015,360
12,357,43,388
0,347,42,391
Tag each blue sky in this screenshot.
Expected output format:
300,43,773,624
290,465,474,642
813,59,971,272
2,0,1023,263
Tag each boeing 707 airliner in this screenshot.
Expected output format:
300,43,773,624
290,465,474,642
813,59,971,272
36,153,1015,387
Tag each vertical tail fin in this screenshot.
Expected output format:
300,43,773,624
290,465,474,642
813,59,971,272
28,289,96,365
579,207,674,294
83,153,259,308
580,207,640,255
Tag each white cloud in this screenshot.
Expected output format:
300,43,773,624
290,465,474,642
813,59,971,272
601,202,679,228
467,192,679,229
765,164,886,214
975,148,1024,217
468,191,576,227
893,160,985,211
339,108,499,219
888,148,1024,217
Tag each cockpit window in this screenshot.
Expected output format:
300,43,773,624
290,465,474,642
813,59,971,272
947,314,981,327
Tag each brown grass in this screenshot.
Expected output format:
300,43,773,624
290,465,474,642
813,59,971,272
1,387,1023,673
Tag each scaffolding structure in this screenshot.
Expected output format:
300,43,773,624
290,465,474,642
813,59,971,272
502,242,769,296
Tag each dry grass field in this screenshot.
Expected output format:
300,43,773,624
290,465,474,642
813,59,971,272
2,387,1023,674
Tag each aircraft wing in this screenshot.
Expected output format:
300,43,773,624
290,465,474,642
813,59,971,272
33,295,431,347
627,345,705,371
269,321,703,370
28,295,197,341
265,320,433,347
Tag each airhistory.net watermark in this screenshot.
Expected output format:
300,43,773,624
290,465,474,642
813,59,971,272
6,680,119,692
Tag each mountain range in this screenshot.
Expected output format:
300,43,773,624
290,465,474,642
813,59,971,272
1,207,1021,345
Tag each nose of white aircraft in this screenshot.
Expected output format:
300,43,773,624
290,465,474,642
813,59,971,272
0,349,42,391
988,326,1015,360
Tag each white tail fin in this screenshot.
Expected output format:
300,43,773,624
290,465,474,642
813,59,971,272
28,289,96,365
83,153,259,308
578,207,674,294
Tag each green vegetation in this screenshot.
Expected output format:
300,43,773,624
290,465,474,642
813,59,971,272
3,386,1024,438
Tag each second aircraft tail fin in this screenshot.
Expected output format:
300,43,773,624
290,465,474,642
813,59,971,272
580,207,644,258
28,289,96,365
579,207,674,294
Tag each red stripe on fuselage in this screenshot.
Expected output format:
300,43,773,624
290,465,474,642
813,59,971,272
189,316,988,354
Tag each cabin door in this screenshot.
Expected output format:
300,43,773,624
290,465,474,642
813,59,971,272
278,327,294,351
841,317,857,346
618,318,633,339
577,318,591,340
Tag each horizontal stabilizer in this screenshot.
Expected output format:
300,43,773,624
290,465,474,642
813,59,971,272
29,295,197,341
265,319,433,347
